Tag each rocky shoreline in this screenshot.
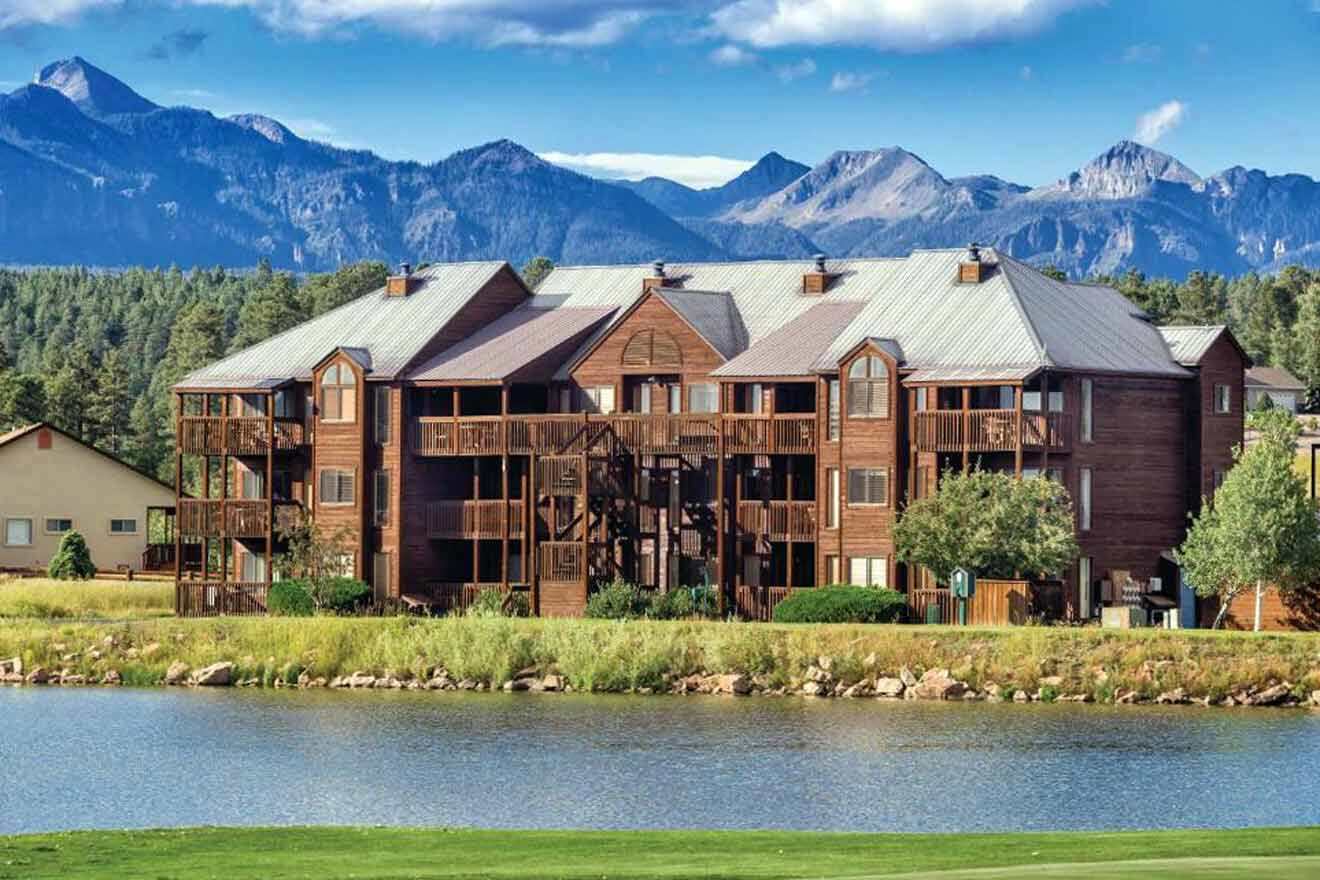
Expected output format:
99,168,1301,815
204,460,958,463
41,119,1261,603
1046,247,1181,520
4,646,1318,710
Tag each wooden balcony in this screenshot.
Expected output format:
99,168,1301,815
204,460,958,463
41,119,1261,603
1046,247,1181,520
178,499,271,539
735,500,817,541
733,586,794,621
175,581,269,617
426,500,525,539
412,413,815,457
539,540,586,583
913,410,1070,454
178,417,307,456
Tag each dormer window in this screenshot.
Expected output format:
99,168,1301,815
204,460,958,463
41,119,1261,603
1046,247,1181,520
847,355,889,418
320,363,356,422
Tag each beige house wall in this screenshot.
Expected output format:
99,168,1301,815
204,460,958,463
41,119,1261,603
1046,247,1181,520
0,428,176,572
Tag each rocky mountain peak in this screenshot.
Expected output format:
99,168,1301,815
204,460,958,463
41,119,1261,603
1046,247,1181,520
35,56,158,118
1054,139,1202,199
227,114,300,145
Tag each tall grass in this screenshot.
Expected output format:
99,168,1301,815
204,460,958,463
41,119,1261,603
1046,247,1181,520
1,616,1318,702
0,577,173,620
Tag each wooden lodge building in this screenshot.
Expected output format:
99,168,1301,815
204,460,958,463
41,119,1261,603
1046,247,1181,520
171,247,1247,618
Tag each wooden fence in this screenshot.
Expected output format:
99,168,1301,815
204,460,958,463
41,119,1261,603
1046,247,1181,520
907,579,1033,626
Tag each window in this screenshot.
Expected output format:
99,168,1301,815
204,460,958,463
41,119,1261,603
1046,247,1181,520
847,467,889,506
747,383,764,415
109,518,138,535
335,553,356,577
825,468,840,528
824,554,841,586
241,467,264,500
668,384,681,413
274,389,295,418
374,386,392,444
583,385,616,414
1080,378,1094,443
319,468,355,506
1212,468,1226,490
1078,557,1094,618
558,386,573,413
1024,387,1063,412
847,356,889,418
1215,384,1231,414
238,394,266,417
44,518,73,535
1022,467,1063,482
637,382,652,414
1079,467,1092,531
373,470,391,526
241,551,266,583
827,380,840,440
4,518,33,546
373,552,392,601
688,383,718,414
320,363,356,422
915,387,929,411
849,556,887,588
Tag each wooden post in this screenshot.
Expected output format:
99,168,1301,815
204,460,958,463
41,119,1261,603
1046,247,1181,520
266,390,275,584
785,455,794,589
1041,370,1050,476
961,386,971,473
529,453,539,614
1014,385,1024,477
501,386,510,588
174,392,184,608
716,421,725,614
472,469,480,585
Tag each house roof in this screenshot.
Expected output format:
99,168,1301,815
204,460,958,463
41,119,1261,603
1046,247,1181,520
176,262,518,390
406,306,615,382
1246,365,1305,390
713,301,866,377
650,288,747,361
1158,325,1231,366
0,422,178,494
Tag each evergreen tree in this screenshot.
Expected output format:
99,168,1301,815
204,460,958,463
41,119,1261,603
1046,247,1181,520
0,372,46,429
1294,283,1320,411
87,348,133,453
230,273,305,351
520,256,555,290
302,261,388,316
48,530,96,580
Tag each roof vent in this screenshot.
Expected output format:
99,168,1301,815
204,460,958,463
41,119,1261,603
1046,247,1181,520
803,253,834,295
386,260,416,296
643,259,670,293
959,242,987,284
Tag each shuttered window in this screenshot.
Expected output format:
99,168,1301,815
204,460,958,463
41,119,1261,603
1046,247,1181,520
847,356,889,418
622,329,682,369
319,468,355,505
374,386,392,445
373,470,391,526
827,380,840,440
1080,379,1093,443
847,467,889,506
1079,467,1093,531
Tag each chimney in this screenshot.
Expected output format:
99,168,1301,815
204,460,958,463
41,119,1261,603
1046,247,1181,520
803,253,834,295
386,261,414,296
642,259,669,293
959,242,987,283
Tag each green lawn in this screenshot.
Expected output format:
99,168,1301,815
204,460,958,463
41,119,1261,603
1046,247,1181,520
2,827,1319,879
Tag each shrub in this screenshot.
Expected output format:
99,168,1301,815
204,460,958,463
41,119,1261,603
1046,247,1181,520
268,580,314,616
465,588,530,618
584,579,647,619
771,586,907,624
47,531,95,580
316,577,371,614
647,585,718,620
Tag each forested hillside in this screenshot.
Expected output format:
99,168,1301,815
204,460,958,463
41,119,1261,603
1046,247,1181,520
1,259,1318,487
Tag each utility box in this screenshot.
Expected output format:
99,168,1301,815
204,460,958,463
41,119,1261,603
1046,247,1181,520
1102,606,1147,629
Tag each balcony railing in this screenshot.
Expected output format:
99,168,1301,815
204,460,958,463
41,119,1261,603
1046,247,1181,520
426,500,525,539
179,416,306,456
735,500,817,542
539,541,586,583
178,499,272,539
913,410,1070,454
413,413,815,457
733,586,794,622
176,581,269,617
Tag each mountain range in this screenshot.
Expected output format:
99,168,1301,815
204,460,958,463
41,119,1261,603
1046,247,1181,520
3,57,1320,278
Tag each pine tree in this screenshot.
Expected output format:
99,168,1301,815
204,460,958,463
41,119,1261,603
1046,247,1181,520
230,273,305,351
0,372,46,429
1293,283,1320,410
87,348,133,453
520,256,556,290
302,261,388,316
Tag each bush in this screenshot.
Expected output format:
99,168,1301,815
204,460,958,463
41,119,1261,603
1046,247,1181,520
771,586,907,624
584,579,647,619
647,585,718,620
47,531,95,580
465,588,530,618
318,577,372,614
268,580,314,616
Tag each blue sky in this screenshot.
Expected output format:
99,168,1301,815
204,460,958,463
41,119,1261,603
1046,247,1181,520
3,0,1319,187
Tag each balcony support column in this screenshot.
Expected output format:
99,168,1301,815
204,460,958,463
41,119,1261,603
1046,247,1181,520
786,455,794,590
266,390,275,584
1014,385,1024,477
174,392,184,590
961,387,970,472
716,427,725,614
220,391,229,586
501,385,510,589
1040,368,1050,476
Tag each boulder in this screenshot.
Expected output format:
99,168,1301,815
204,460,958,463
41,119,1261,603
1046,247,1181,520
164,661,189,685
801,680,828,697
715,674,752,696
60,673,87,685
899,667,918,689
0,657,21,676
816,656,834,672
842,681,873,699
1115,689,1140,705
193,662,234,687
912,668,967,701
514,666,540,681
1310,690,1320,707
804,665,832,684
1252,683,1293,707
457,678,477,690
984,684,1003,702
26,668,51,685
345,671,377,689
102,670,122,686
874,677,906,699
1155,688,1189,705
1012,689,1030,703
541,675,565,692
504,678,533,692
1040,675,1064,688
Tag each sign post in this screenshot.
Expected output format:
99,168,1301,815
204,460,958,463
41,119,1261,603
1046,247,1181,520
950,567,976,626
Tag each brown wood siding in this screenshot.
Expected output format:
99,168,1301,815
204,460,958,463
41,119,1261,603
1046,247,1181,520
1195,334,1247,503
311,355,368,580
372,383,404,597
1200,584,1320,631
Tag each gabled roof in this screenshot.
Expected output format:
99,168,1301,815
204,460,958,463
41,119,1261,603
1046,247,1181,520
1246,365,1305,390
713,300,866,377
1158,325,1231,366
406,306,615,383
0,422,177,494
176,262,519,390
651,288,746,360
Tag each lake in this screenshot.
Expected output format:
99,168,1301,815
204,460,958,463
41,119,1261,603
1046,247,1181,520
2,687,1318,834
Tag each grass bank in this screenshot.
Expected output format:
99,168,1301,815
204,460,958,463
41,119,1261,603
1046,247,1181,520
0,577,172,620
3,615,1320,704
2,826,1320,879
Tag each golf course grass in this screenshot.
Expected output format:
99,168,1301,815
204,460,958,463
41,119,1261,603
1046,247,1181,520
2,827,1319,879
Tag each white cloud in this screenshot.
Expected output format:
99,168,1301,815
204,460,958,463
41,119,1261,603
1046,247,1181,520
774,57,816,82
1121,42,1161,63
708,0,1094,51
709,44,758,66
539,150,755,188
829,71,873,93
172,87,218,100
1133,100,1187,146
1019,65,1033,80
1,0,119,29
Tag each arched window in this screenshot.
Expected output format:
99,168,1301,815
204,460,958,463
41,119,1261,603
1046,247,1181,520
621,329,682,369
847,355,889,418
320,362,356,422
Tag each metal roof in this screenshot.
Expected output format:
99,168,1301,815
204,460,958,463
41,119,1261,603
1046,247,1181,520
652,288,747,360
1158,325,1230,366
406,306,615,382
176,262,514,389
904,365,1040,383
1246,365,1304,390
713,301,865,377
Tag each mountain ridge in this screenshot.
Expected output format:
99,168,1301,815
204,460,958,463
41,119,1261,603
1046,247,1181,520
2,57,1319,277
